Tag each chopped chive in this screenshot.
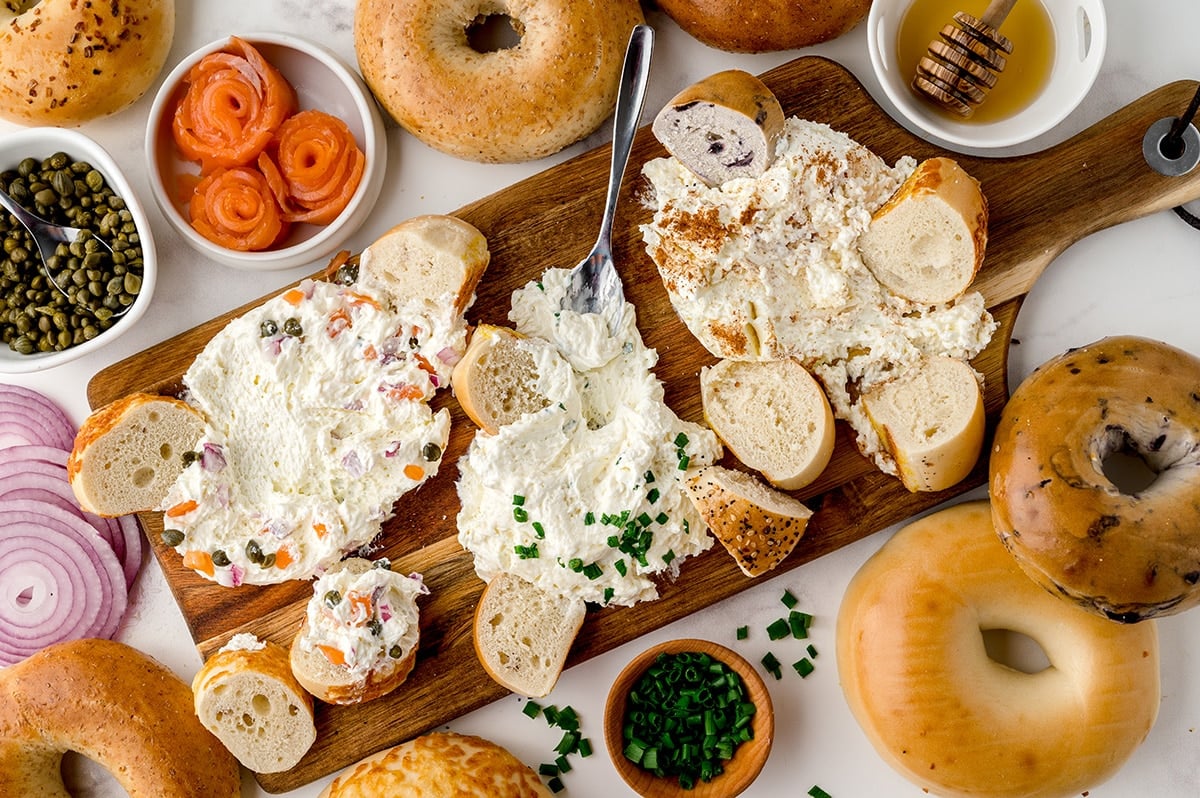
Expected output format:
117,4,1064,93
736,625,749,640
647,487,660,504
547,776,564,793
644,470,655,483
781,589,798,608
603,587,615,603
584,511,595,525
583,562,603,580
678,453,691,470
568,558,583,572
807,643,818,658
674,432,689,447
532,521,545,538
513,507,529,523
523,700,542,719
538,763,559,776
514,543,539,559
578,738,593,757
637,512,653,527
793,658,815,678
655,512,669,525
512,494,525,506
555,754,572,773
614,559,628,576
766,618,790,640
662,549,676,565
808,787,832,798
761,652,782,680
789,610,813,639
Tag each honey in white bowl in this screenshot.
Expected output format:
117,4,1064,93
897,0,1056,123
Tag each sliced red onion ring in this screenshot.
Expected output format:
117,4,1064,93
0,384,76,450
0,444,69,467
0,503,127,664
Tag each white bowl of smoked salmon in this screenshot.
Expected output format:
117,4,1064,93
145,32,386,271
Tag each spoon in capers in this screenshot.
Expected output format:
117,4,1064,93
0,184,129,317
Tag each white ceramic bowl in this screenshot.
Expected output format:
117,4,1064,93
868,0,1107,149
146,32,386,271
0,127,156,375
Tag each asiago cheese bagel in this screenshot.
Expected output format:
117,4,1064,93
990,335,1200,622
837,501,1160,798
353,0,644,162
0,0,175,126
0,638,240,798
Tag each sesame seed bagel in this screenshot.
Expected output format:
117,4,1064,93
353,0,644,162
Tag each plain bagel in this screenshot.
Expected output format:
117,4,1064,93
837,501,1159,798
353,0,644,162
0,0,175,126
656,0,871,52
0,638,240,797
990,335,1200,622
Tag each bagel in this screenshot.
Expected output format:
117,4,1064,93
837,501,1160,798
0,638,240,797
0,0,175,126
656,0,870,53
990,335,1200,622
353,0,644,162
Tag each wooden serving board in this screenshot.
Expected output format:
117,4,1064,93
88,57,1200,792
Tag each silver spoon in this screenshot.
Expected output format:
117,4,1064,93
0,184,128,316
560,23,654,335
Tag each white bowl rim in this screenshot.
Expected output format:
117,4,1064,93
867,0,1109,149
145,31,386,271
0,127,156,374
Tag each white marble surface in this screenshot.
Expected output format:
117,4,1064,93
4,1,1200,795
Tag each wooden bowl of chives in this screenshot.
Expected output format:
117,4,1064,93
603,638,774,797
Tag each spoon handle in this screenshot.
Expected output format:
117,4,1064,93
595,24,654,254
0,186,40,232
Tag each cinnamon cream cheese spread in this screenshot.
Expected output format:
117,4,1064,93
456,269,721,607
640,118,996,470
159,277,464,587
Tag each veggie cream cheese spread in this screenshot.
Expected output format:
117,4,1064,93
456,269,722,607
160,277,465,586
641,118,996,472
296,560,425,675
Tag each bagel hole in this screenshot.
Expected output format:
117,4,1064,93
466,14,522,53
1101,447,1159,494
61,751,124,793
982,628,1051,674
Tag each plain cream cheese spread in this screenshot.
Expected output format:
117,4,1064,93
456,269,722,607
160,277,464,586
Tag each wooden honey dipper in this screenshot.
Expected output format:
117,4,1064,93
913,0,1018,117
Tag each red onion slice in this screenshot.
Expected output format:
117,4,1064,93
0,444,69,467
0,385,76,450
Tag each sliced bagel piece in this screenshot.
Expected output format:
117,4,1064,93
451,324,549,435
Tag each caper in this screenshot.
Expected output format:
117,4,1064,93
47,152,68,171
323,590,342,608
123,272,140,295
388,644,404,659
373,558,392,570
51,170,74,197
283,317,303,337
366,618,383,636
259,319,278,337
261,552,277,568
245,539,264,564
421,442,442,462
211,549,231,567
33,188,57,207
333,262,359,285
85,169,104,191
161,529,185,547
10,336,33,354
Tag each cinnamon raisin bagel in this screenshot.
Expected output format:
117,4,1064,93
353,0,644,162
0,638,241,797
990,335,1200,622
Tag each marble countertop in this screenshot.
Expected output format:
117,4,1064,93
4,1,1200,795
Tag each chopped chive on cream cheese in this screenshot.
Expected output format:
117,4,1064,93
456,268,721,606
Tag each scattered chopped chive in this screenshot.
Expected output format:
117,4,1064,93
807,643,818,658
513,507,529,523
538,763,559,777
603,587,615,603
761,652,782,680
614,559,628,576
647,487,660,504
736,625,749,640
568,558,583,572
578,738,593,757
644,470,655,483
678,453,691,470
512,494,525,506
583,563,603,580
655,512,669,525
606,534,620,547
543,705,559,725
547,776,564,793
532,521,545,538
781,589,798,609
584,511,595,525
523,700,542,719
766,618,791,640
674,432,689,447
555,754,572,773
789,610,813,639
662,549,676,565
514,543,539,559
793,658,815,678
637,512,653,527
555,706,579,730
808,787,832,798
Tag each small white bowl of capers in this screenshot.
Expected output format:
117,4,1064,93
0,127,156,374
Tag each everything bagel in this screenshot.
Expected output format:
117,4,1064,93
990,335,1200,622
353,0,643,162
837,501,1159,798
0,0,175,126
